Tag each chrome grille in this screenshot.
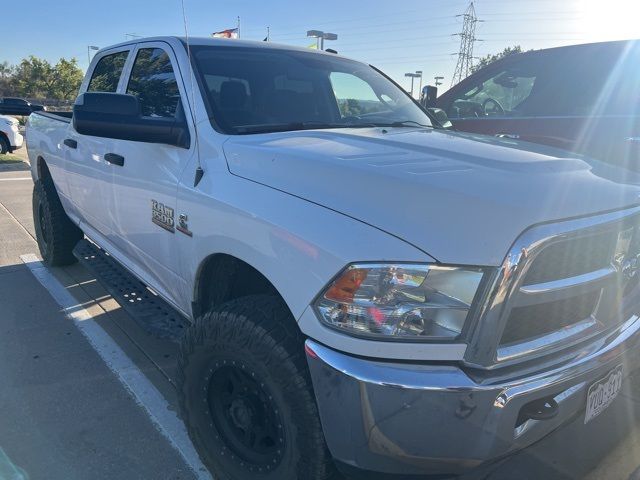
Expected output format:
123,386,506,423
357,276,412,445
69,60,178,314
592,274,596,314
467,206,640,368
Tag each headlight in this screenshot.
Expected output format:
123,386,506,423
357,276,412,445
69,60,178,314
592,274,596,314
313,263,484,341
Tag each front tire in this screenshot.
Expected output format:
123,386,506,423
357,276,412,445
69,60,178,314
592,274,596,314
33,179,83,266
177,295,336,480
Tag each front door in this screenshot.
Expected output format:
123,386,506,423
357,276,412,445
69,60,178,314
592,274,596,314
107,42,195,312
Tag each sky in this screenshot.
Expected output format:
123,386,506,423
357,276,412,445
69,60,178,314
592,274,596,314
3,0,640,94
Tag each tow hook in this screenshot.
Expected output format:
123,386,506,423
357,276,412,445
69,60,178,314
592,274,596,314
517,396,559,426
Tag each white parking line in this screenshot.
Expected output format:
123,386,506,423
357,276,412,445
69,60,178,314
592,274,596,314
0,177,32,181
20,253,212,480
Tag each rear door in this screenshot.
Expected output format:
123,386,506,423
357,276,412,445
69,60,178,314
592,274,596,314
64,48,131,240
107,41,195,311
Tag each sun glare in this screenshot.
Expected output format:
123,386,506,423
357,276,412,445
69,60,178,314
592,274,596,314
579,0,640,41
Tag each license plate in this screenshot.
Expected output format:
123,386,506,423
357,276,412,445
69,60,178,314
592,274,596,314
585,365,623,424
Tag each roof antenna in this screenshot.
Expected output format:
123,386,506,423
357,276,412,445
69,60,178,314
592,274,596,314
180,0,204,187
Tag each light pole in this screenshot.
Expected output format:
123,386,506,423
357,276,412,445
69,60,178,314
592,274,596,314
434,76,444,87
404,72,420,98
307,30,338,50
87,45,99,65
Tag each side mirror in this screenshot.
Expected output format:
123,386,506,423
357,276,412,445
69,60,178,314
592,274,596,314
73,92,190,149
427,107,453,129
421,85,438,108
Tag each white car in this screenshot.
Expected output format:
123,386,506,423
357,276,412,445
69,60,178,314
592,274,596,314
25,37,640,480
0,115,23,154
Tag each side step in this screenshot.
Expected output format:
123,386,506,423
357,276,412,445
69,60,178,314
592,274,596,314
73,239,189,342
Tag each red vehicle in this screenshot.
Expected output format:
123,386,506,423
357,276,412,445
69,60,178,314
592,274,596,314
432,40,640,170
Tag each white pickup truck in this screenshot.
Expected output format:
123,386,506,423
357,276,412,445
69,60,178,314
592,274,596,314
26,37,640,479
0,115,23,154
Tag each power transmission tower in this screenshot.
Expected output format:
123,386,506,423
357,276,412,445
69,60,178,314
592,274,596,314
451,2,481,86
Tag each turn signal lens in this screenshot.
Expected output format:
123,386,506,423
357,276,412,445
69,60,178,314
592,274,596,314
313,263,483,341
324,267,368,303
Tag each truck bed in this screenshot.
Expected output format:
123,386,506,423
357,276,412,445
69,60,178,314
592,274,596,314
26,110,73,185
33,111,72,123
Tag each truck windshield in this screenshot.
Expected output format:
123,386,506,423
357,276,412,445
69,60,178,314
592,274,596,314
191,45,432,134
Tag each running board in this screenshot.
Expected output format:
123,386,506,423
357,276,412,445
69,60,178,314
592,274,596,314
73,239,188,342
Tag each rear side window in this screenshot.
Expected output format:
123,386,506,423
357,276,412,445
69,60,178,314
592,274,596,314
126,48,180,118
87,51,129,93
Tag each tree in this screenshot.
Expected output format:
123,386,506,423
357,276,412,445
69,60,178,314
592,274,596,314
2,55,83,100
51,58,84,100
11,56,56,98
0,62,14,96
471,46,524,74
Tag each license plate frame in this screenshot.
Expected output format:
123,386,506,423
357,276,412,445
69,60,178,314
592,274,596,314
584,364,624,424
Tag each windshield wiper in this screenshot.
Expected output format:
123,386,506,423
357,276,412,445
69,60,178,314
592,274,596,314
385,120,432,128
233,120,434,134
234,121,381,134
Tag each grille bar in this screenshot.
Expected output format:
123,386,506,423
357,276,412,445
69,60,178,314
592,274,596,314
515,266,617,307
496,318,599,362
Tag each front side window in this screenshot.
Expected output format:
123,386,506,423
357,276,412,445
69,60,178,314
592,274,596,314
127,48,180,118
87,51,129,93
448,64,537,119
193,46,432,134
330,72,391,118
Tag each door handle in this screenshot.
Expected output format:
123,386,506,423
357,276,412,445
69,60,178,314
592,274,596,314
495,133,520,139
104,153,125,166
63,138,77,149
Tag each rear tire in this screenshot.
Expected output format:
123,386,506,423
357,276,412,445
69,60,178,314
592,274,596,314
0,135,9,154
33,179,83,266
177,295,336,480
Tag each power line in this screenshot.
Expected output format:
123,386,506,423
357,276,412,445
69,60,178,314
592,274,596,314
342,39,457,53
239,3,468,33
263,19,459,41
451,1,481,86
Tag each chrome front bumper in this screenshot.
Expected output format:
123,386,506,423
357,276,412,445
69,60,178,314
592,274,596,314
305,315,640,477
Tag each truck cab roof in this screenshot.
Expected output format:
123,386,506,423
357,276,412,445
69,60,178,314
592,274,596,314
99,35,341,57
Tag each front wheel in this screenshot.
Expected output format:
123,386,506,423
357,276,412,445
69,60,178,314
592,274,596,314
177,295,336,480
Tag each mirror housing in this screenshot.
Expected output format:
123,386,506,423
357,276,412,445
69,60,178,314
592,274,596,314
73,92,190,149
427,107,453,129
421,85,438,108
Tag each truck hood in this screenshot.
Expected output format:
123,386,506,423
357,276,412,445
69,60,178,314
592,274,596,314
223,127,640,265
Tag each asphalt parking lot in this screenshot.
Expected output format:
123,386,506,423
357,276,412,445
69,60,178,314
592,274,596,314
2,147,640,479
